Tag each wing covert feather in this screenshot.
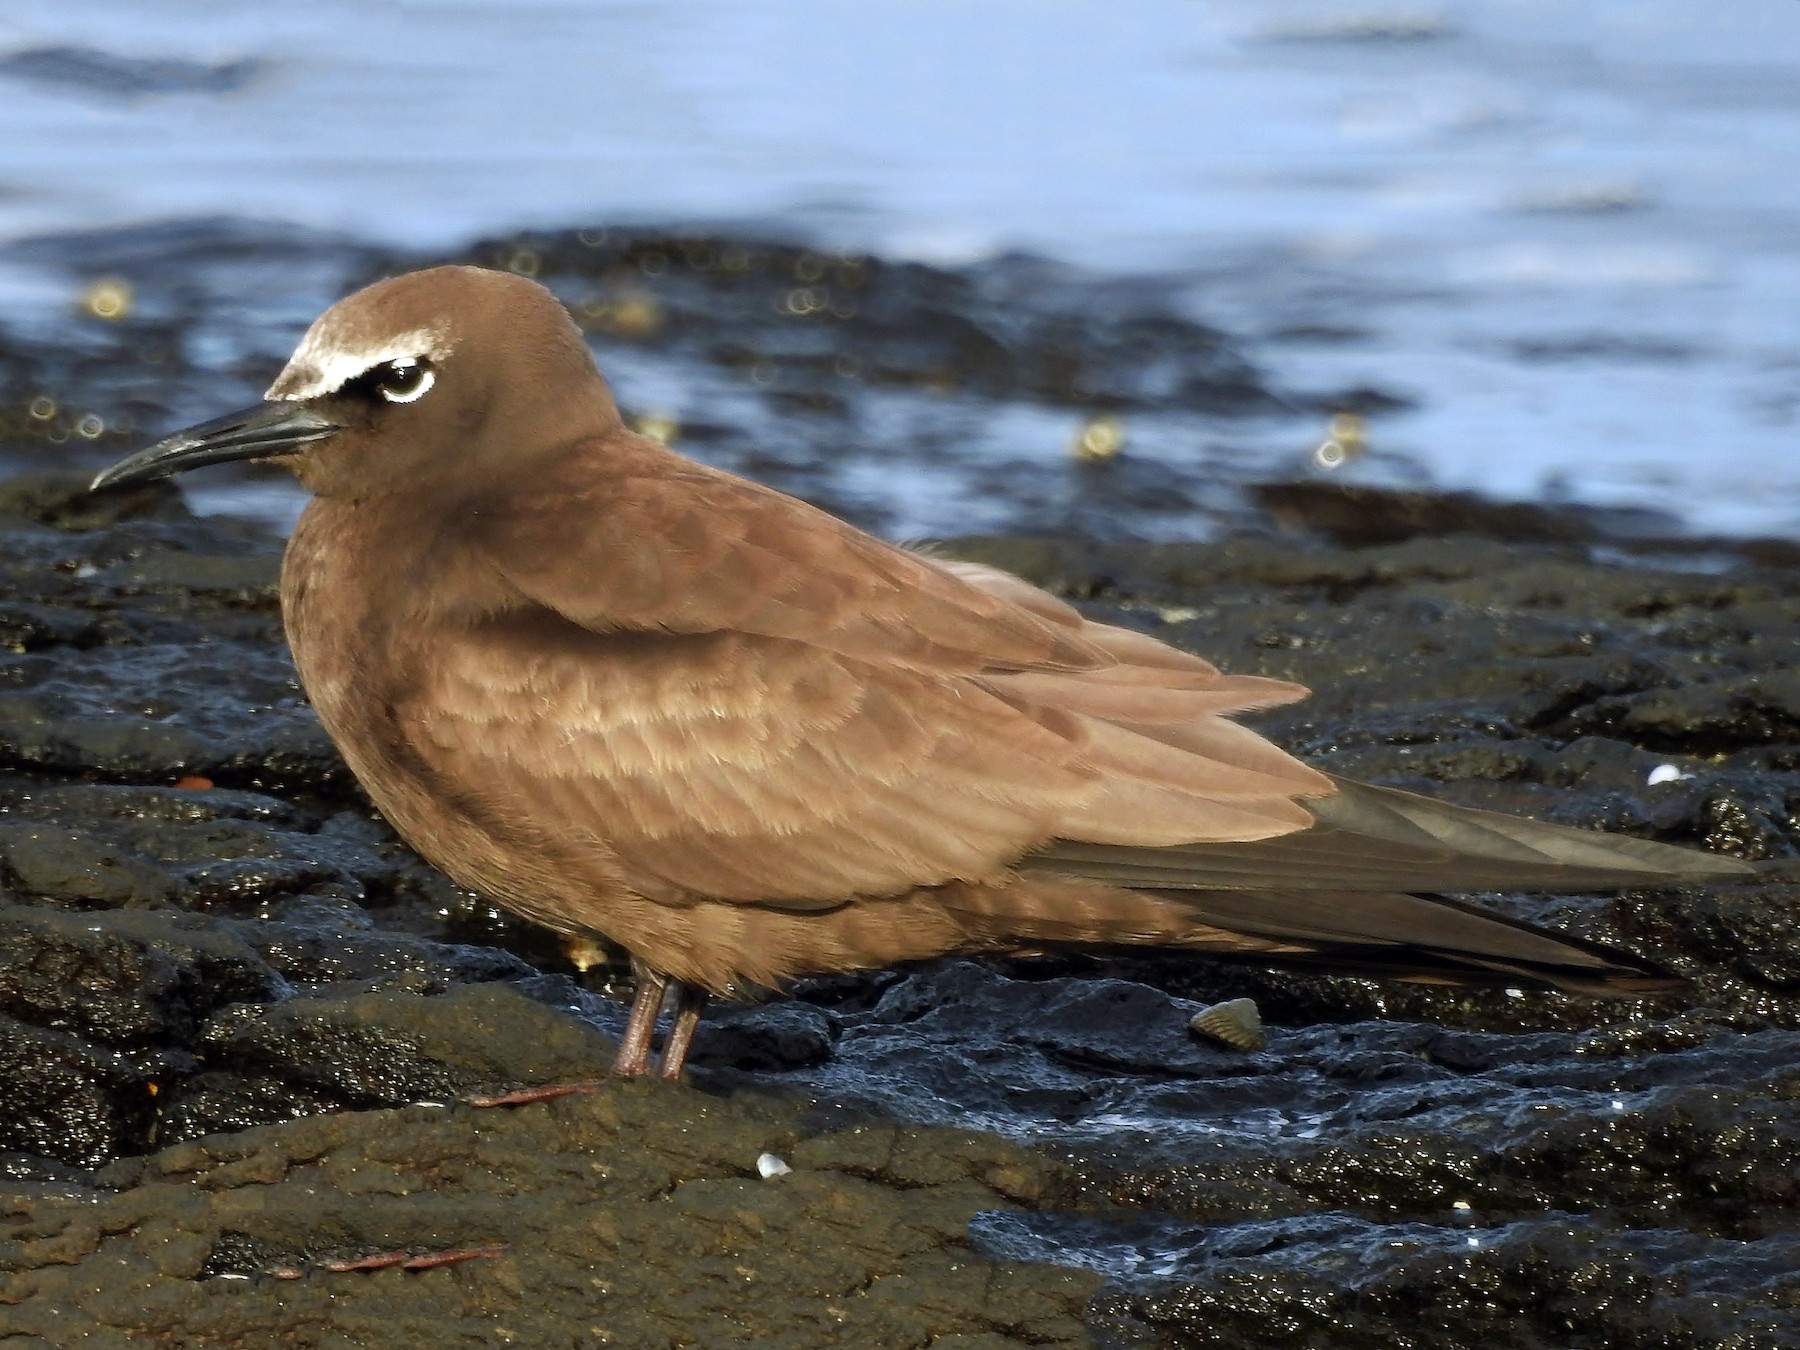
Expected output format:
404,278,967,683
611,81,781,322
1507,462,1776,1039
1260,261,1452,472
402,618,1103,907
478,447,1114,675
429,441,1347,908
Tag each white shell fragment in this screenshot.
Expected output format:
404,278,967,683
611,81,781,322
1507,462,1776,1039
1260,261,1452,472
1188,997,1266,1051
1646,763,1694,786
756,1152,792,1179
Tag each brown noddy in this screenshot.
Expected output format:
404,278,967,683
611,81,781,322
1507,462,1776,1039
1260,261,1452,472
91,265,1756,1079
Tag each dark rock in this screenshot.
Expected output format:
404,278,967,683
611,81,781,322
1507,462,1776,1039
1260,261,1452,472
0,819,178,905
0,486,1795,1342
0,1012,158,1167
0,221,1795,1345
1080,1218,1800,1349
692,1002,837,1071
0,1088,1095,1347
1254,479,1620,547
0,470,187,532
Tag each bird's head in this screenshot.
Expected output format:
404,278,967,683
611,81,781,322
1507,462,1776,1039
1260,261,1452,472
91,265,621,500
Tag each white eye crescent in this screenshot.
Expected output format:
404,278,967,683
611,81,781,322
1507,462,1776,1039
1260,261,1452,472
377,359,435,403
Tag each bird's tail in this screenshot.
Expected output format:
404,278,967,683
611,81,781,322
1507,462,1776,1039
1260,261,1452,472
943,774,1768,994
942,873,1681,994
1025,777,1756,896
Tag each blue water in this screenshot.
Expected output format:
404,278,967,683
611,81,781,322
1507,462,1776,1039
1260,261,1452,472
2,0,1798,537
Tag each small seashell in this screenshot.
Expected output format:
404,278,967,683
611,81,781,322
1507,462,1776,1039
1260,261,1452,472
1188,997,1265,1051
757,1152,792,1179
1646,763,1693,786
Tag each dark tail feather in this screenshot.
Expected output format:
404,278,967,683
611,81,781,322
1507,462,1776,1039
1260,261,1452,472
1151,886,1684,995
943,878,1681,996
1026,777,1756,896
992,775,1746,993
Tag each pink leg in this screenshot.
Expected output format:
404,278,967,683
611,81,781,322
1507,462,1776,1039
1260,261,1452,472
467,966,690,1103
610,967,671,1077
656,985,709,1080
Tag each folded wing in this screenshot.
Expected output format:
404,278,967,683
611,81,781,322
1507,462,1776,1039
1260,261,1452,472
410,453,1335,908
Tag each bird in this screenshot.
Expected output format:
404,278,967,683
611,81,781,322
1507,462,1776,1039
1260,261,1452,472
91,265,1756,1080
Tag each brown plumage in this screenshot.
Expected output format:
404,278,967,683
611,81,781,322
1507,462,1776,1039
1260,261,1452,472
91,265,1756,1078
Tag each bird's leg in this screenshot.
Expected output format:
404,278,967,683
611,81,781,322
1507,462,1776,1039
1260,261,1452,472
611,966,671,1077
656,983,709,1080
465,965,681,1104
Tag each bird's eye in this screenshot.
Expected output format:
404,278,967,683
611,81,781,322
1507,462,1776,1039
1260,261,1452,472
373,358,435,404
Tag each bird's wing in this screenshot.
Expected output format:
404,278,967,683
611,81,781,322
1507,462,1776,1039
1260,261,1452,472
401,615,1089,907
1025,776,1755,892
938,561,1750,891
402,457,1340,909
405,453,1747,943
401,600,1338,909
475,449,1129,675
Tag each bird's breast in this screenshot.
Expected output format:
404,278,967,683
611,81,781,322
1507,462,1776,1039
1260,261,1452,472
281,497,489,767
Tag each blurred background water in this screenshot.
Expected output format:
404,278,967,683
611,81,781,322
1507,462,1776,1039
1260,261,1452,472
1,0,1797,538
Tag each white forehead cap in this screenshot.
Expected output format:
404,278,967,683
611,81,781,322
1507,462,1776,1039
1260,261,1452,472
266,321,455,401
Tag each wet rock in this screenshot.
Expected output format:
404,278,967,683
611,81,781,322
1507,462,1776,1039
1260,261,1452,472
0,1086,1095,1348
1253,479,1800,572
0,223,1796,1344
690,1002,837,1072
0,469,185,532
184,981,610,1114
0,905,269,1047
1,489,1797,1344
1078,1217,1800,1348
0,819,178,905
0,1013,156,1169
1254,479,1630,547
0,474,341,795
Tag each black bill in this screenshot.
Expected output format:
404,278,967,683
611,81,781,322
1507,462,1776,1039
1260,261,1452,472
89,402,342,492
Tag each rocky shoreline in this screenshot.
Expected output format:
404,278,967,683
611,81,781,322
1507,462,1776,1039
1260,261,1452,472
0,467,1795,1347
0,221,1794,1347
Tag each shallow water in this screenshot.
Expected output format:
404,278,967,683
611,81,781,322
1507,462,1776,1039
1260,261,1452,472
2,0,1798,537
